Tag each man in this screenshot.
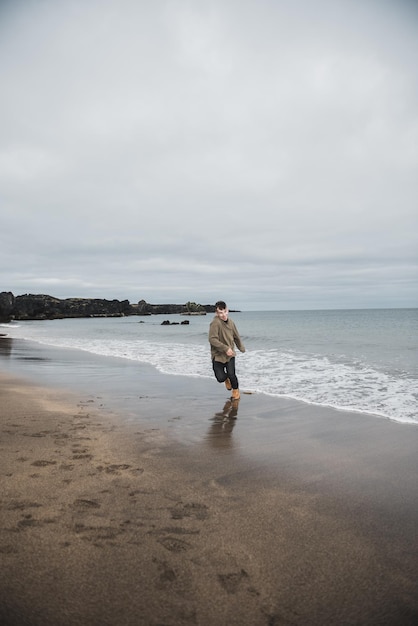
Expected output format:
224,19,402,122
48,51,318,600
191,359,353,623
208,301,245,400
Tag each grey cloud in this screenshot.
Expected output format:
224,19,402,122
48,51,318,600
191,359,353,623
1,0,417,309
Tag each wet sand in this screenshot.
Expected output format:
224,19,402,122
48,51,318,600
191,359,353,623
1,361,418,624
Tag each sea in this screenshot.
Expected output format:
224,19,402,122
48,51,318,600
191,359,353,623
1,308,417,426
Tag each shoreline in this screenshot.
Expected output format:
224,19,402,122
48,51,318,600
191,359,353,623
1,342,418,624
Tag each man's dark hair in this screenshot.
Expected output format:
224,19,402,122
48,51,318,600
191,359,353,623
215,300,227,310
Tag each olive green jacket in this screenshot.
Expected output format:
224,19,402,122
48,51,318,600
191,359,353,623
208,316,246,363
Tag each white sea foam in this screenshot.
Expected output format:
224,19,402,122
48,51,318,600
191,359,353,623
239,349,418,425
5,324,417,425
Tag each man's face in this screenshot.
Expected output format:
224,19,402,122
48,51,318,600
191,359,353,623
216,307,229,321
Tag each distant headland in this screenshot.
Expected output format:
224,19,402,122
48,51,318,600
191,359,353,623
0,292,239,323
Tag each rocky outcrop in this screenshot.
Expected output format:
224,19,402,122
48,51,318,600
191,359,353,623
0,292,217,322
3,294,132,321
0,292,15,322
130,300,187,316
130,300,215,316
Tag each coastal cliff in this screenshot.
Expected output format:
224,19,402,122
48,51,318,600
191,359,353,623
0,292,216,323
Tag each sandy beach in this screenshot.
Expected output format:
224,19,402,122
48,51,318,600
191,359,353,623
1,357,418,625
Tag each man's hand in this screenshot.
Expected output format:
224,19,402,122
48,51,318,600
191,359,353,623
226,348,235,357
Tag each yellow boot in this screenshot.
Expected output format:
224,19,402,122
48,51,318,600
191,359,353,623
224,378,232,390
231,388,240,400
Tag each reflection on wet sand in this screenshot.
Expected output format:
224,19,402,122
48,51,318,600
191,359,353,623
205,399,240,450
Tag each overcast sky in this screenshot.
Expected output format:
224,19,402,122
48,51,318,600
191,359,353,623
1,0,417,310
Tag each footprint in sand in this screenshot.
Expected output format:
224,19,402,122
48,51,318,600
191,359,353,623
72,498,101,509
157,527,200,536
17,515,41,529
152,557,195,595
156,560,177,584
218,569,249,594
59,463,75,471
72,442,89,450
169,502,209,521
157,536,192,553
104,464,131,473
96,463,143,476
31,460,57,467
73,522,126,546
7,501,42,511
54,439,68,447
72,453,93,460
